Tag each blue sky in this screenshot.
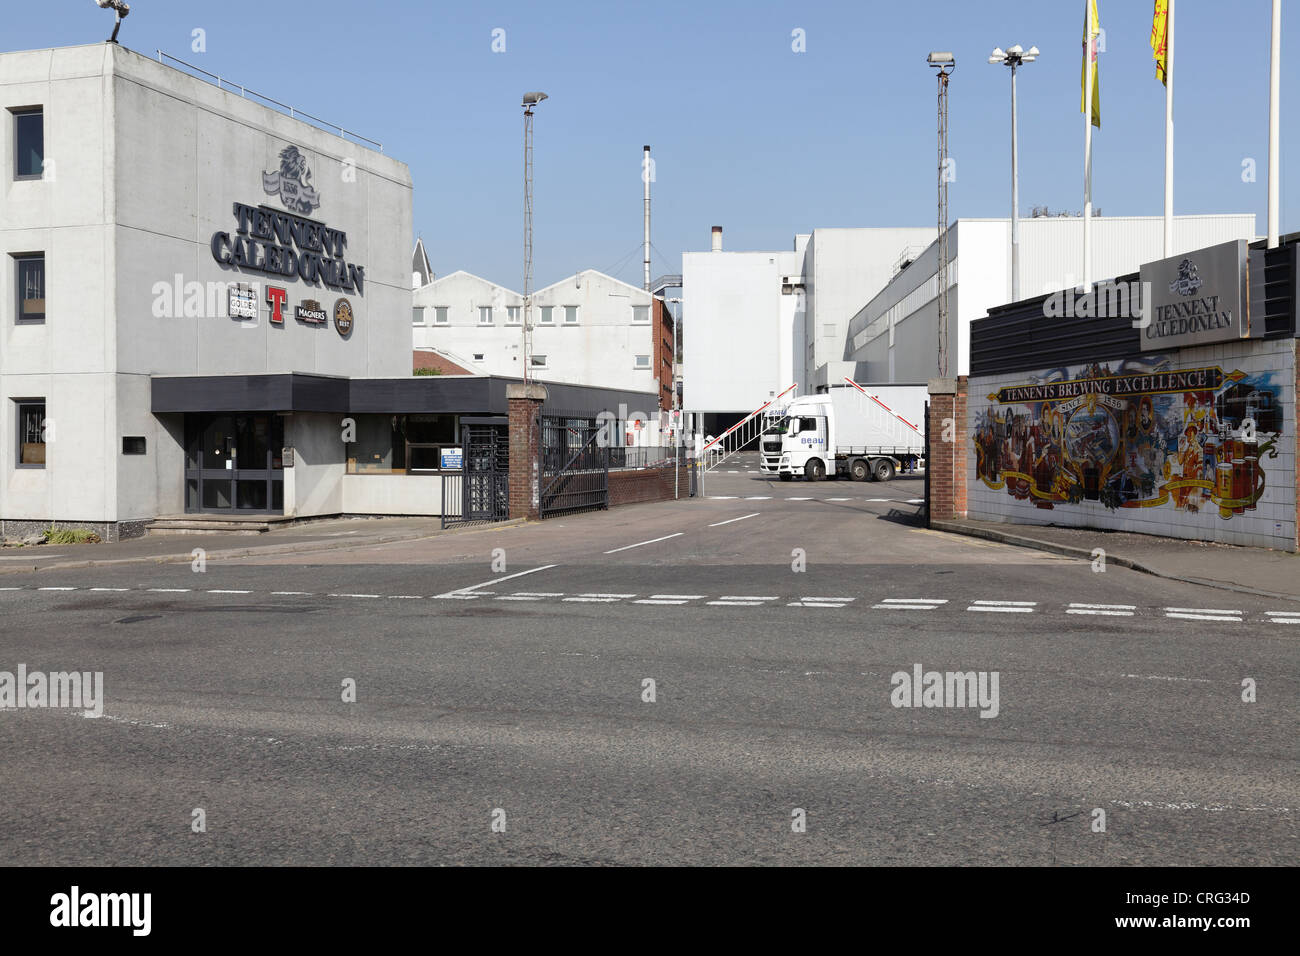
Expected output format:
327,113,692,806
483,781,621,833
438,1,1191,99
10,1,1297,289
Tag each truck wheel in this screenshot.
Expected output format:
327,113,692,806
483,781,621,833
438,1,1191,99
850,459,869,481
779,474,793,482
805,459,825,481
872,459,895,482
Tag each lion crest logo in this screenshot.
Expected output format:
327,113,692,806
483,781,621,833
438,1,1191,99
1168,258,1203,297
262,145,321,215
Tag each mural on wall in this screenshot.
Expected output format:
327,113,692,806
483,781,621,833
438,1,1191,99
973,357,1281,520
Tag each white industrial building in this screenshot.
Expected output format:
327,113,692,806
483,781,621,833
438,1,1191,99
843,214,1259,383
412,268,665,398
681,225,934,432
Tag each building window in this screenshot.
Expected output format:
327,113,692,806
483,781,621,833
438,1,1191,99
345,414,458,475
15,254,44,323
479,307,494,325
433,307,449,324
412,307,425,325
539,306,553,324
564,306,578,324
530,354,547,368
632,305,650,324
634,354,650,369
506,306,521,325
12,108,42,180
16,400,45,468
122,436,147,455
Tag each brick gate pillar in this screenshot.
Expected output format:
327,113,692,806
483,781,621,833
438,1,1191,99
507,383,547,520
927,376,968,523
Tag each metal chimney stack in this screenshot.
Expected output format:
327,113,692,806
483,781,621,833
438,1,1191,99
643,146,651,291
711,226,722,252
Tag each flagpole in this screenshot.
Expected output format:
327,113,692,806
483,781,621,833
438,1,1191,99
1163,0,1175,258
1083,9,1094,290
1268,0,1281,248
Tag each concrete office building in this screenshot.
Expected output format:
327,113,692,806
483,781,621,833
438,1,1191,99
681,225,934,434
0,43,657,538
843,215,1258,384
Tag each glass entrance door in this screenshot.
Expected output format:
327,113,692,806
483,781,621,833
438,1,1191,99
184,414,284,514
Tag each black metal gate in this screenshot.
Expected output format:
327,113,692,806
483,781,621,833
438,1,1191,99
539,417,609,518
441,424,508,529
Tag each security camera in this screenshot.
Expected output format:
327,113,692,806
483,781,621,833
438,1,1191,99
95,0,130,44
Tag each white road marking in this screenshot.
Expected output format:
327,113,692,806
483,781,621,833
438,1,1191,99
707,496,738,500
208,589,251,594
802,597,856,602
1067,602,1136,617
0,587,26,591
1264,611,1300,624
866,498,893,502
652,594,705,600
708,512,760,527
719,595,778,601
708,600,766,606
968,600,1036,613
90,587,130,592
513,592,565,598
329,593,380,599
787,497,813,501
146,588,188,593
496,595,542,601
579,592,637,598
1165,607,1241,614
871,598,948,610
38,586,78,591
634,598,688,605
0,554,65,560
788,601,847,608
744,496,772,501
604,533,683,554
387,595,423,599
1164,606,1242,622
563,596,623,603
1166,612,1242,622
826,497,852,501
434,564,558,598
271,591,313,596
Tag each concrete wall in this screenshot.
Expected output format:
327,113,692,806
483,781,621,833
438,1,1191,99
342,473,444,515
966,339,1296,550
284,412,344,518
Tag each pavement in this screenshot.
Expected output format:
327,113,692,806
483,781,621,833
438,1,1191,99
933,517,1300,602
0,451,1294,866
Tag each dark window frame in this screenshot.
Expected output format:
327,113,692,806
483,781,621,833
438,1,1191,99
122,436,147,455
15,399,46,469
14,253,45,324
11,106,43,181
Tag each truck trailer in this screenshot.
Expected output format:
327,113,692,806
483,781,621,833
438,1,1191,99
759,382,926,482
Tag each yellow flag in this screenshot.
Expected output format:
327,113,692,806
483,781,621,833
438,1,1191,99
1151,0,1170,85
1081,0,1101,127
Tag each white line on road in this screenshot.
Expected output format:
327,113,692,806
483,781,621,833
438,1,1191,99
604,534,683,554
145,588,188,593
787,497,813,501
880,598,950,604
579,593,637,598
652,594,705,600
208,589,251,594
1166,612,1243,622
802,597,856,602
707,600,766,606
826,497,852,501
707,496,738,500
496,595,542,601
563,596,623,603
328,593,380,599
513,592,565,597
1165,607,1242,615
271,591,313,596
634,599,688,605
1066,608,1135,616
906,499,925,504
434,564,559,598
788,601,847,608
90,587,130,592
968,600,1036,613
719,595,778,601
971,600,1037,606
744,496,772,501
708,512,760,527
1264,611,1300,624
387,595,423,599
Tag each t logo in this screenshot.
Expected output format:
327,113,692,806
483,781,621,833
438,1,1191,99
266,286,287,325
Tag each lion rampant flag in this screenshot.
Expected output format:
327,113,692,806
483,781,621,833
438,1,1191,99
1081,0,1101,127
1151,0,1170,85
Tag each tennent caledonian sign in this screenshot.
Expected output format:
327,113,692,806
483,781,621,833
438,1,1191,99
1138,239,1249,351
210,146,365,296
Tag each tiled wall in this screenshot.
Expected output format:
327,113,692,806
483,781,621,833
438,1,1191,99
967,339,1297,551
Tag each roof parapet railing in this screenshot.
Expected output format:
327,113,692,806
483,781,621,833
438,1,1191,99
155,50,383,153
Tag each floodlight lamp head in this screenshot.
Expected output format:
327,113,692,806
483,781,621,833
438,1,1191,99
522,92,549,107
1027,46,1040,57
1007,44,1023,55
990,47,1005,60
927,51,954,67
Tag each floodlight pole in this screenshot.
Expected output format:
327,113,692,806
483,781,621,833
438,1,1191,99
522,94,546,382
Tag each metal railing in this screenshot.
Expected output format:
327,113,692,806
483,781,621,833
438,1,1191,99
155,51,383,153
702,384,797,471
539,418,609,517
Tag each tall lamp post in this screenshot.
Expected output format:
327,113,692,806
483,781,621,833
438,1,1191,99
669,296,682,497
989,44,1038,303
927,52,954,378
522,92,548,383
